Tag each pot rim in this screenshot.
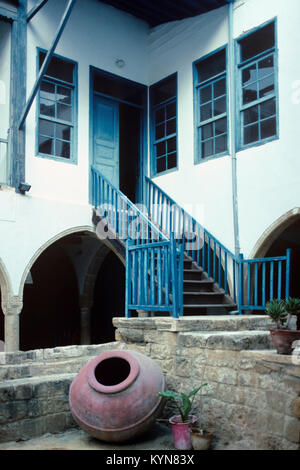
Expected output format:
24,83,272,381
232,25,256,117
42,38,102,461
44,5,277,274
169,414,197,426
87,350,140,394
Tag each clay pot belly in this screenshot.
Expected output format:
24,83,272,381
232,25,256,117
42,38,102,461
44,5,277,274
69,349,166,442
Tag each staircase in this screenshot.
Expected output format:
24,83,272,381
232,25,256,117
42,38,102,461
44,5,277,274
92,166,291,317
182,255,237,315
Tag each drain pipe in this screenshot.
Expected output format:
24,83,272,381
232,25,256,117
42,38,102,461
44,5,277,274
228,0,243,314
228,0,240,258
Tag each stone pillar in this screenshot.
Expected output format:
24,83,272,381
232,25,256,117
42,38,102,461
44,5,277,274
80,298,92,345
2,296,23,352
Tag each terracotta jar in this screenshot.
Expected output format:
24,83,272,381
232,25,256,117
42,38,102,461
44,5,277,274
69,349,166,442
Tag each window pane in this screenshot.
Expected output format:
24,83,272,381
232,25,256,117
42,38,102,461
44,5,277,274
243,83,257,104
40,98,55,118
215,134,227,154
166,119,176,135
196,49,226,83
200,85,212,104
242,64,257,86
259,75,274,98
239,22,275,62
214,79,226,98
57,103,72,122
215,117,227,135
156,141,166,157
213,96,226,116
243,105,259,125
156,124,165,140
56,140,70,159
166,102,176,119
39,119,55,137
157,157,166,173
258,55,274,79
155,108,165,124
200,102,212,121
57,86,71,105
167,137,176,153
260,117,276,139
260,98,276,120
40,52,74,83
244,123,259,144
202,123,213,140
39,135,54,155
56,123,71,141
167,153,177,169
202,139,213,158
151,75,176,106
40,81,55,101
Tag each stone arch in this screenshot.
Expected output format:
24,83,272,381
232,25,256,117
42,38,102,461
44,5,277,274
0,256,13,351
250,208,300,259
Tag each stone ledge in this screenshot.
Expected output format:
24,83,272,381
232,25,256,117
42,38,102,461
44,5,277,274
113,315,273,333
178,330,273,351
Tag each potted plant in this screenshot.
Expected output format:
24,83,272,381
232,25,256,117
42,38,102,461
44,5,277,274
266,297,300,355
158,383,207,450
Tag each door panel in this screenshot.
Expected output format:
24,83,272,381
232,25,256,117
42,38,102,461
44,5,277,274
93,95,119,189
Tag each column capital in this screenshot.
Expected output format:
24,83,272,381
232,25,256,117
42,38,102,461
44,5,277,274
2,295,23,316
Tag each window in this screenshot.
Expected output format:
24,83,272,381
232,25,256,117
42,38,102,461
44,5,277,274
238,21,278,148
194,49,228,162
150,74,177,176
37,51,77,162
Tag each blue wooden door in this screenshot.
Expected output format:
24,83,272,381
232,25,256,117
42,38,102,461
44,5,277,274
93,95,119,188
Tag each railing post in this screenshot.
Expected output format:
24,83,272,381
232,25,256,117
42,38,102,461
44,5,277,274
237,253,244,315
170,232,179,318
285,248,292,300
125,240,134,318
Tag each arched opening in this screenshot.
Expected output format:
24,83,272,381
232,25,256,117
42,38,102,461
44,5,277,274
90,250,125,344
251,211,300,326
20,229,126,351
20,238,81,351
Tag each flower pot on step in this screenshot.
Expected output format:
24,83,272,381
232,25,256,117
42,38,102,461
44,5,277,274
270,328,300,355
169,414,197,450
191,428,213,450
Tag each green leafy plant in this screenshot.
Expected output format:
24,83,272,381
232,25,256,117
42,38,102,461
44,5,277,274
158,383,208,423
265,299,287,329
266,298,300,329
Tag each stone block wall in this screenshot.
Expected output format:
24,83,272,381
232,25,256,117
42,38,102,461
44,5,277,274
114,317,300,450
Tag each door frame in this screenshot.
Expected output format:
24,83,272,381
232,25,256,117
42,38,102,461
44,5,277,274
89,66,148,205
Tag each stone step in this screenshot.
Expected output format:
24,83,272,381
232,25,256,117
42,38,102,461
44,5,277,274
0,342,119,382
178,329,273,351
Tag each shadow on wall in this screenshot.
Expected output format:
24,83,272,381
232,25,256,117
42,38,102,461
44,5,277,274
20,243,81,351
90,250,126,344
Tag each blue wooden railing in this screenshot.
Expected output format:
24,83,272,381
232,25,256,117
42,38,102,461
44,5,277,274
145,177,292,314
125,235,184,318
145,176,239,304
238,250,291,312
92,166,167,244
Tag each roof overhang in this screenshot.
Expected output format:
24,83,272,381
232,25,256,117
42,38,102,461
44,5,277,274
98,0,230,27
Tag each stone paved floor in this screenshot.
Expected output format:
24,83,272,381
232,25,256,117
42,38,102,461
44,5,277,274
0,423,175,451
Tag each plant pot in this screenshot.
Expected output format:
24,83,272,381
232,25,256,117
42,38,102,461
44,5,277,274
270,329,300,355
191,428,213,450
169,415,197,450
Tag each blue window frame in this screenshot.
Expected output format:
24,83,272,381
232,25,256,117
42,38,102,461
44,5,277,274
237,20,278,149
150,74,177,176
194,48,228,162
37,50,77,163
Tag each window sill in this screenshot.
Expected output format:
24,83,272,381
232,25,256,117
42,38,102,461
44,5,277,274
238,134,279,153
194,151,229,166
151,166,178,179
35,153,78,165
